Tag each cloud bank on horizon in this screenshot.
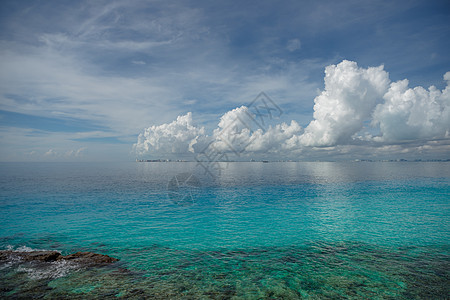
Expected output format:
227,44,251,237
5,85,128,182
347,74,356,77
135,60,450,160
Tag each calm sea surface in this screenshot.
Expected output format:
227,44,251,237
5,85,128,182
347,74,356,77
0,162,449,298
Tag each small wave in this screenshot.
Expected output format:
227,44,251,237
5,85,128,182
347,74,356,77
4,245,61,253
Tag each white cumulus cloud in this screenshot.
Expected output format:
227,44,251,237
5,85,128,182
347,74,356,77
299,60,390,146
211,106,303,154
134,112,205,156
134,106,304,158
134,60,449,160
372,72,450,142
212,106,255,154
245,121,303,153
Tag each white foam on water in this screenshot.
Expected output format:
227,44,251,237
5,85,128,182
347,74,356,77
4,245,61,253
1,246,25,269
17,260,80,280
2,245,68,277
16,245,42,252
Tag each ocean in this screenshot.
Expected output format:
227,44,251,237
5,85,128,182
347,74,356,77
0,161,449,299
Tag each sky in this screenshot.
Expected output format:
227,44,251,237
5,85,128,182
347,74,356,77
0,0,449,161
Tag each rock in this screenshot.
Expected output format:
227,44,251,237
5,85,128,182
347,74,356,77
0,250,118,266
0,250,61,262
24,251,62,262
0,251,10,261
61,252,119,264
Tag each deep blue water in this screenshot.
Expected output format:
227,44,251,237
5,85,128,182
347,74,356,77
0,162,449,298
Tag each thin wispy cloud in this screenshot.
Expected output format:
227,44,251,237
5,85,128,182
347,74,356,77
286,39,301,52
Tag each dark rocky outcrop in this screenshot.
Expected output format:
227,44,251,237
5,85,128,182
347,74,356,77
0,250,118,266
62,251,119,264
23,251,62,262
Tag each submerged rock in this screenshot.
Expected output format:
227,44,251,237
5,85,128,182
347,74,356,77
0,250,118,266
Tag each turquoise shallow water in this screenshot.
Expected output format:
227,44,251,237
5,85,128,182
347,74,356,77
0,162,449,298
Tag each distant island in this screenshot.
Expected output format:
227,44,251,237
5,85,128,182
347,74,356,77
136,159,189,162
136,158,450,163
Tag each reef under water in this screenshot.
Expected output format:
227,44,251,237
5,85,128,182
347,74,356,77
1,241,448,299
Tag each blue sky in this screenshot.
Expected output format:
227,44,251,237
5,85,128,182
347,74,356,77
0,0,449,161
